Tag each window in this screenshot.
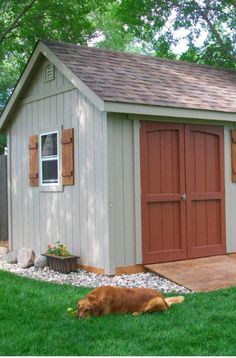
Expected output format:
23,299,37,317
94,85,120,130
29,128,74,188
40,132,59,185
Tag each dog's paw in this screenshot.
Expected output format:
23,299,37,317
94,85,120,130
132,312,141,317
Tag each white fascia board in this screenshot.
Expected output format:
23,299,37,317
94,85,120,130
0,41,104,132
104,101,236,122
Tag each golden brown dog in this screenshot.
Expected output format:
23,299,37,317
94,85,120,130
77,286,184,318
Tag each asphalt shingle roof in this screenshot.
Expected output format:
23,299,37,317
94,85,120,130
43,39,236,113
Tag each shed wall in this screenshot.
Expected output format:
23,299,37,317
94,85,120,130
107,114,142,271
107,114,236,270
7,58,108,269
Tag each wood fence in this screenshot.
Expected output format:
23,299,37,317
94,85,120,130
0,155,8,242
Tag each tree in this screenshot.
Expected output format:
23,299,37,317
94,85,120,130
0,0,112,150
96,0,236,68
0,135,6,154
1,0,236,115
0,0,110,112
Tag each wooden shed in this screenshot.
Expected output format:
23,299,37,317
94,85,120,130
1,39,236,274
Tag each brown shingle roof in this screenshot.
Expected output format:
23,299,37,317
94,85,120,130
43,39,236,113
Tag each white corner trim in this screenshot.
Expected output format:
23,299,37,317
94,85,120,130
104,101,236,122
133,120,142,264
7,134,12,250
101,111,114,274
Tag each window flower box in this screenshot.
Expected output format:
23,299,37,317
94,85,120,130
42,253,79,274
42,241,79,274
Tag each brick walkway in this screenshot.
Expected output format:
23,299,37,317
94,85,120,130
145,255,236,292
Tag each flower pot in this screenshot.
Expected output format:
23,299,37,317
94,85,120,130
42,253,79,274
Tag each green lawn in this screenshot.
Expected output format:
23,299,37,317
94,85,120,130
1,270,236,356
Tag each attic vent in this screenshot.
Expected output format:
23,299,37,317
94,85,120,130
44,64,55,82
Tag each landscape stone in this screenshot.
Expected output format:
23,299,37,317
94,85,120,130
17,248,35,268
0,252,191,293
34,255,48,268
0,247,8,256
6,250,18,264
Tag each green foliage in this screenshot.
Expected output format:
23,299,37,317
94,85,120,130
97,0,236,68
0,0,111,112
1,0,236,116
0,135,6,154
1,270,236,355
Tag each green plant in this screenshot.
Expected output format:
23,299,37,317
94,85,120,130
47,241,71,257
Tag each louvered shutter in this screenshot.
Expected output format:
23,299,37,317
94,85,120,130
61,128,74,185
29,135,39,187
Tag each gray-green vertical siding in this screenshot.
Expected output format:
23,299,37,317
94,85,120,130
7,58,108,269
107,114,142,272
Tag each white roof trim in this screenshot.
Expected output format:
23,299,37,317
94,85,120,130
0,41,104,131
104,101,236,122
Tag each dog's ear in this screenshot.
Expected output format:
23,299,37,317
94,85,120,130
90,299,102,316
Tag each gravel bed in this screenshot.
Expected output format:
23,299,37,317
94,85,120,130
0,254,191,294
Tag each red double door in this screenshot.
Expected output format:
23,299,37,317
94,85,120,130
141,122,226,264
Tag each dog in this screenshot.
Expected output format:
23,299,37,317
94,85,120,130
77,285,184,318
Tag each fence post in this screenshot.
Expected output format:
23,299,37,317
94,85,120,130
0,155,8,242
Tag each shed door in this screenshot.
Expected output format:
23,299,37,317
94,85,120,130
185,125,226,258
141,122,226,264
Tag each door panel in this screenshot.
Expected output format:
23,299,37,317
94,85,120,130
185,125,226,258
141,122,226,264
149,202,182,251
140,122,187,263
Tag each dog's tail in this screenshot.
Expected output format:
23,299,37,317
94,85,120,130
165,296,185,308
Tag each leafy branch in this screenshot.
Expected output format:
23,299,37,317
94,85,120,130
0,0,38,44
193,0,236,64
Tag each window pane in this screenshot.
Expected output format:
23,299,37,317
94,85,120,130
41,133,57,157
42,160,58,183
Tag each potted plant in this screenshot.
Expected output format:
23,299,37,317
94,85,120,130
42,241,79,274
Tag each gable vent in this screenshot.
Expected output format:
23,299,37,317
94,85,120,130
44,64,55,82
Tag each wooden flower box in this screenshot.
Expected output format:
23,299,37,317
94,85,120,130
42,254,79,274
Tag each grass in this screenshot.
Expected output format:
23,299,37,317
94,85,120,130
1,270,236,356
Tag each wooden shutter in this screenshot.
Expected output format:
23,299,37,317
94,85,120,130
28,135,39,187
61,128,74,185
231,130,236,182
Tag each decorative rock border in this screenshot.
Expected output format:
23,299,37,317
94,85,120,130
0,253,191,293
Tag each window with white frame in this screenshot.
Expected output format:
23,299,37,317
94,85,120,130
40,131,59,185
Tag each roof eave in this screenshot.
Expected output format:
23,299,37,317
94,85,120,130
104,101,236,122
0,41,104,132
